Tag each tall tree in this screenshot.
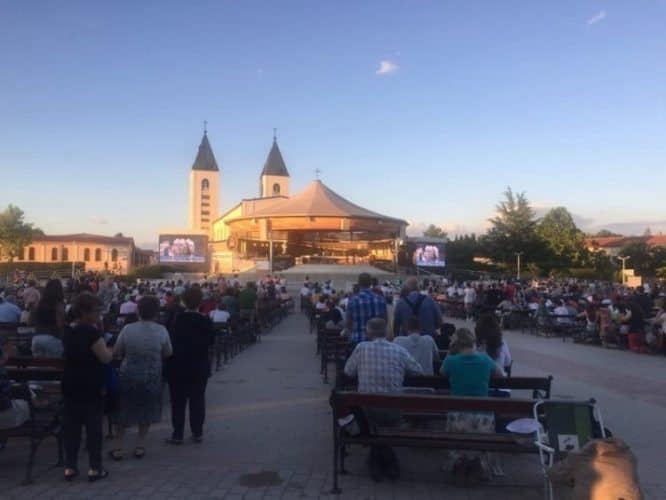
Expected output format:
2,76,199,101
423,224,447,239
0,205,37,262
484,188,542,265
536,207,587,267
619,240,652,276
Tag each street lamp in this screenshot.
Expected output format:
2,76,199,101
515,252,523,280
617,255,630,285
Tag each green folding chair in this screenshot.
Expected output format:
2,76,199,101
533,399,606,500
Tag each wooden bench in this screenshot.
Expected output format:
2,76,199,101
319,329,349,384
329,390,542,493
2,357,65,485
336,374,553,399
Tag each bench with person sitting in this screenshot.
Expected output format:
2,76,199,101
334,323,553,490
0,352,65,484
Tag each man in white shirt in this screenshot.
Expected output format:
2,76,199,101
463,283,476,320
119,295,138,315
209,303,230,324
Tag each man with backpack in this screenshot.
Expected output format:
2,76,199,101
393,277,442,337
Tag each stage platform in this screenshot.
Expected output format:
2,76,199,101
276,263,397,288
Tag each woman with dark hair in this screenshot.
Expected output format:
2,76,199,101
474,314,512,375
109,296,172,460
62,293,112,481
165,286,214,444
31,279,66,358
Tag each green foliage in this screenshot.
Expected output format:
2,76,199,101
0,205,38,263
484,187,544,266
617,241,666,277
423,224,447,239
446,234,479,266
536,207,587,268
619,240,652,275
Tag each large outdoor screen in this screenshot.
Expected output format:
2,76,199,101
412,242,446,267
158,235,207,263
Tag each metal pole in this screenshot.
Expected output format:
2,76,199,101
268,232,273,274
618,256,630,285
515,252,523,280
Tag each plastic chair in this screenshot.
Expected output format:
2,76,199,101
533,399,606,500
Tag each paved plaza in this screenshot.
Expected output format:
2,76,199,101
1,310,665,499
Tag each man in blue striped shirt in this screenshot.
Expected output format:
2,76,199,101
345,273,387,344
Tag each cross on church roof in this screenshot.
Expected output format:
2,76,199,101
315,168,321,180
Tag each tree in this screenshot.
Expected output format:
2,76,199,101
536,207,587,267
484,187,543,265
0,205,37,262
423,224,447,239
446,234,479,266
619,240,652,276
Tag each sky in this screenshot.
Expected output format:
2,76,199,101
1,0,665,248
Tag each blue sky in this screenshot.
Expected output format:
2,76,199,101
1,0,665,248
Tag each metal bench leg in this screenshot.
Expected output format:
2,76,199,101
22,436,40,485
331,416,342,495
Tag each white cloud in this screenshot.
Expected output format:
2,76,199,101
90,216,109,225
376,60,399,76
587,10,607,25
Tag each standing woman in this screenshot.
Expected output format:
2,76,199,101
165,286,214,444
475,314,512,375
30,279,66,358
109,296,172,460
62,293,112,481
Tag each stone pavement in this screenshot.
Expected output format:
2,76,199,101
0,311,664,499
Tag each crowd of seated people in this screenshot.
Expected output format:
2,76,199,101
429,276,665,354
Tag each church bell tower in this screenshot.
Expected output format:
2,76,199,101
260,130,290,198
188,126,220,233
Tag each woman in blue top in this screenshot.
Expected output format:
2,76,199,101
441,328,504,485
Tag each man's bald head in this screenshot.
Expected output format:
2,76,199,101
405,277,419,291
366,318,387,339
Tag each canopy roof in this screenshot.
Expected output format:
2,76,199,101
228,180,407,224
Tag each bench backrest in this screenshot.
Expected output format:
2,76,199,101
337,374,552,399
331,390,536,418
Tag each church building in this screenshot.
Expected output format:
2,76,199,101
185,129,407,274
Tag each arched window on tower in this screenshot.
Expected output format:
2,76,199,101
272,183,281,196
201,178,209,193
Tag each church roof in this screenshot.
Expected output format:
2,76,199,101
260,139,289,177
231,180,407,224
191,132,219,172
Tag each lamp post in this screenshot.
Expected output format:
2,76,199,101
515,252,523,281
618,255,630,285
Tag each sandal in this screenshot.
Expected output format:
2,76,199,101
64,469,79,482
134,446,146,458
108,449,124,461
88,469,109,482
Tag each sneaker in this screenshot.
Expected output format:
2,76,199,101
191,435,203,443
